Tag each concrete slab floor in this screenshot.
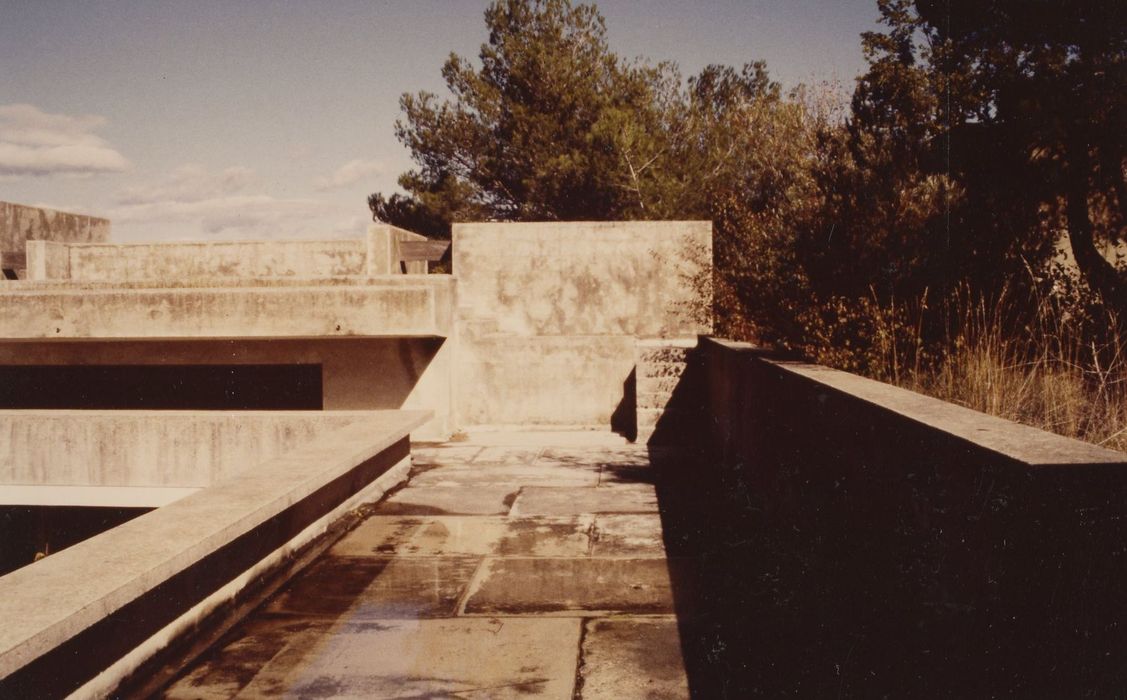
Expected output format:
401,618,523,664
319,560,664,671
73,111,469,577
161,432,693,699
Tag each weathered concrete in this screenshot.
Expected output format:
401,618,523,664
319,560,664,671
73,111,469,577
453,220,712,429
65,239,367,281
0,201,110,262
511,484,660,516
170,618,583,700
463,557,676,614
0,410,369,495
0,282,451,339
0,410,430,698
454,221,711,337
578,618,691,699
162,432,691,699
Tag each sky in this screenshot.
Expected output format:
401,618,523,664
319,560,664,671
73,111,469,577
0,0,880,242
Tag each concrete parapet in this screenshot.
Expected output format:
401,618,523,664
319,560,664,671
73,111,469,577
0,409,430,698
65,238,367,281
0,410,377,496
693,336,1127,694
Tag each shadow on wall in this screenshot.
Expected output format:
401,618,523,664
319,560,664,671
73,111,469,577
649,347,1127,697
610,369,636,441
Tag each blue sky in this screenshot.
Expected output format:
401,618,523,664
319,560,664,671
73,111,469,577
0,1,879,241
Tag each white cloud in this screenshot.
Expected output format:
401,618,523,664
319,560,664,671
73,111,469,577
110,164,368,240
0,103,129,176
313,158,385,191
116,164,256,205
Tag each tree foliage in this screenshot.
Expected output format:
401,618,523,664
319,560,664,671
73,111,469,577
370,0,1125,366
848,0,1126,307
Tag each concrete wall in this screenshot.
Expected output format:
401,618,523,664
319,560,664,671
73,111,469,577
453,221,712,429
454,221,711,336
691,337,1127,695
0,411,367,490
0,201,110,255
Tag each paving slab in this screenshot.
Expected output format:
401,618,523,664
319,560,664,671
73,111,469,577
211,618,580,699
536,447,650,469
263,556,480,620
591,514,667,557
375,485,517,515
333,516,593,557
328,516,420,556
470,446,543,466
410,463,600,488
577,617,690,699
409,444,483,466
165,617,325,700
511,484,659,516
464,557,675,614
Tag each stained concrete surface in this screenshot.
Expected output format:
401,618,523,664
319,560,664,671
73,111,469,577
162,433,693,699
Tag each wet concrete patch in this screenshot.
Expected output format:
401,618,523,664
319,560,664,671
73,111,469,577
163,616,330,699
591,514,666,556
577,617,690,699
329,516,422,556
374,485,518,515
464,557,675,614
206,618,580,699
409,463,600,488
511,484,659,516
263,556,480,619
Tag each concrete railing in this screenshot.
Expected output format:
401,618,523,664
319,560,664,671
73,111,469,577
693,337,1127,694
0,409,430,698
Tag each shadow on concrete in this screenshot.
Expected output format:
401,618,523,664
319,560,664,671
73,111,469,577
610,368,636,442
648,347,1127,697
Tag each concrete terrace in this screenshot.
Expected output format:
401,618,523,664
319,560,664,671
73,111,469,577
163,433,691,699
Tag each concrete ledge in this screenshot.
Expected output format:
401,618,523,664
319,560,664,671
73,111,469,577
768,359,1127,468
0,283,450,339
0,409,430,697
0,485,199,508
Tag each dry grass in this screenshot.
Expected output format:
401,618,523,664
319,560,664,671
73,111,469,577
879,286,1127,453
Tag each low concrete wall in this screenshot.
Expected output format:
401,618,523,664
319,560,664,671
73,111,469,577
692,337,1127,695
0,409,429,698
65,239,367,281
0,411,372,492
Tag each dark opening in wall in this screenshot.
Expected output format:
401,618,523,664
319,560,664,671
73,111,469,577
0,506,151,577
0,364,323,410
